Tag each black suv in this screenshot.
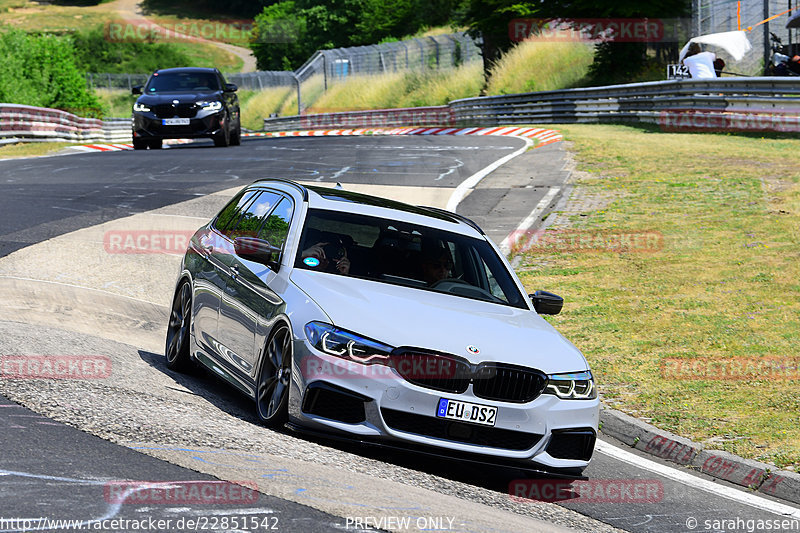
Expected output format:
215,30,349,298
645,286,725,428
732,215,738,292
131,67,241,149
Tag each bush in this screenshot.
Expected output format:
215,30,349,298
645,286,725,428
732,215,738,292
0,28,102,117
71,26,193,74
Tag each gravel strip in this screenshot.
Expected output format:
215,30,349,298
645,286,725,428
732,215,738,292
0,320,622,533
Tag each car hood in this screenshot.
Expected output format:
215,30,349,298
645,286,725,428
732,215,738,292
137,91,223,104
289,270,588,374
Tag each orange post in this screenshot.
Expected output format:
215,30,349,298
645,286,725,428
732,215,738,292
737,1,741,31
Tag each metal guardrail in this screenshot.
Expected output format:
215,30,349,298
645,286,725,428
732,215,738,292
263,78,800,133
448,78,800,130
262,106,454,131
0,104,131,144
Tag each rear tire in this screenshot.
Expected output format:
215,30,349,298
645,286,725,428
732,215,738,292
165,281,193,372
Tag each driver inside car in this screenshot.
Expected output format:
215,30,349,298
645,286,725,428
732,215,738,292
420,245,453,285
301,239,351,275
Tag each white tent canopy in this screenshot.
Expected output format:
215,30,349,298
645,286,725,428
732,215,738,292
679,31,753,61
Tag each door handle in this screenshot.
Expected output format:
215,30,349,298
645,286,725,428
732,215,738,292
230,265,239,280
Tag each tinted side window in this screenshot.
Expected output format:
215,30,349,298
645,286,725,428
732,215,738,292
215,190,257,233
258,197,293,249
227,191,281,240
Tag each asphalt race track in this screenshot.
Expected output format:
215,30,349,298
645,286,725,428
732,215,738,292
0,136,798,533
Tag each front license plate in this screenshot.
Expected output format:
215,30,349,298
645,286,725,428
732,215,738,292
436,398,497,427
162,118,190,125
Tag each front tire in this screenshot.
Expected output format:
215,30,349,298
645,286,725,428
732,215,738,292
165,281,192,372
213,119,231,147
133,138,148,150
256,324,292,427
230,124,241,146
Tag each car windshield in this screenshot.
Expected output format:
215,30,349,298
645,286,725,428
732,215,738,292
294,209,528,309
145,71,220,93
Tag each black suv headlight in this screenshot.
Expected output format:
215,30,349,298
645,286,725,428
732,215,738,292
197,100,222,111
544,371,596,399
133,102,150,113
304,322,393,365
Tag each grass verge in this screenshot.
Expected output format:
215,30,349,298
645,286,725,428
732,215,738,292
0,142,78,158
515,124,800,468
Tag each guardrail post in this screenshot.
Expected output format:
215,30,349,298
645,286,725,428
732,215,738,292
428,36,440,68
292,73,302,115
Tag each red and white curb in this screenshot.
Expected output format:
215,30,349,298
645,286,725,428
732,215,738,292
71,139,193,153
246,126,562,147
71,127,562,153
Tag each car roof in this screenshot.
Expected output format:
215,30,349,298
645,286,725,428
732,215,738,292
251,179,485,238
153,67,219,75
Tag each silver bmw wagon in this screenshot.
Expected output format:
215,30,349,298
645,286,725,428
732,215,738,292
166,179,598,476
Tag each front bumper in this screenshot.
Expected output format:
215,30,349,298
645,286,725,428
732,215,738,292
288,339,599,473
132,109,225,140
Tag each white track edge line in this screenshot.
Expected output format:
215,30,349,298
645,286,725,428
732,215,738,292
445,136,534,212
595,440,800,518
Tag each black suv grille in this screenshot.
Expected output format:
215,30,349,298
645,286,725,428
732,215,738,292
381,408,542,451
153,103,198,119
472,363,547,403
546,429,596,461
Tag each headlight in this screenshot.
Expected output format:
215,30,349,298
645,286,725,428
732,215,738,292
304,322,393,365
133,102,150,112
544,371,596,399
197,100,223,111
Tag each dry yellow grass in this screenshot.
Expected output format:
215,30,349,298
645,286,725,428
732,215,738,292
239,87,292,130
308,63,483,113
486,36,594,95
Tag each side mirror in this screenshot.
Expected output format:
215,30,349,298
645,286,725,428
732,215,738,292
234,237,281,270
530,290,564,315
224,83,238,93
132,85,142,95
